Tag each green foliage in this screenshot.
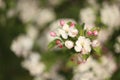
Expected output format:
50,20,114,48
48,39,57,49
93,47,102,56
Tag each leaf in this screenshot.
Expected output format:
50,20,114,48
48,39,57,49
81,23,85,29
67,22,72,26
93,47,102,56
75,24,82,31
82,54,90,60
75,23,85,36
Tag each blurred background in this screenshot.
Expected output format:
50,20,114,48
0,0,120,80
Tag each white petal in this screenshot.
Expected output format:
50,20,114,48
65,40,74,49
63,24,69,32
68,28,78,37
74,45,82,52
58,29,68,39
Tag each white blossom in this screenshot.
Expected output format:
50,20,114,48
114,36,120,53
48,0,63,6
101,3,120,29
98,29,112,43
58,22,78,39
11,35,33,57
38,19,76,51
0,0,5,9
92,39,100,47
74,36,91,54
73,55,116,80
21,52,45,76
58,29,68,39
80,7,96,25
84,23,94,31
35,8,56,27
65,40,74,49
68,28,78,38
26,25,38,40
17,0,39,23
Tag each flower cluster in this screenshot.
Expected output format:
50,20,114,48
48,20,101,64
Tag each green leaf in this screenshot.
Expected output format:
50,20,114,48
75,24,82,31
66,60,77,68
67,22,72,26
81,23,85,29
75,23,85,36
48,39,57,49
82,54,90,60
80,29,84,36
93,47,102,56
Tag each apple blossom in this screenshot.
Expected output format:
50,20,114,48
75,36,91,54
48,21,101,63
65,40,74,49
63,23,69,32
58,29,68,39
68,28,78,38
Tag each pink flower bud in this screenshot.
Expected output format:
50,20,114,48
60,20,65,26
93,30,98,36
50,31,56,37
70,22,75,28
56,39,61,45
87,31,92,36
59,44,63,48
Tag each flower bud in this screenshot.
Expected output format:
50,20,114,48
50,31,56,37
60,20,65,26
56,39,61,45
59,44,63,48
93,30,98,36
87,31,93,36
70,22,75,28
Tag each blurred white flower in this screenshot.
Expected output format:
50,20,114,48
117,35,120,43
98,29,112,43
17,0,39,23
114,36,120,53
84,23,94,31
92,39,100,47
73,55,116,80
75,36,91,54
65,40,74,49
101,3,120,29
21,52,45,76
26,25,39,40
0,0,5,9
87,0,99,10
80,7,96,26
48,0,63,6
11,35,33,57
7,8,16,18
35,8,56,27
